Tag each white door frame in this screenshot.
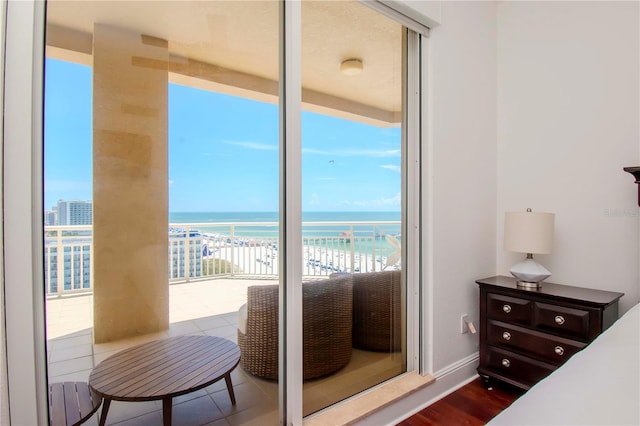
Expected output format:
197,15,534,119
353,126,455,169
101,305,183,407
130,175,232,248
3,1,48,425
1,2,427,425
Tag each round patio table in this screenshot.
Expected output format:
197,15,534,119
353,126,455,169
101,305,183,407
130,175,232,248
89,335,240,426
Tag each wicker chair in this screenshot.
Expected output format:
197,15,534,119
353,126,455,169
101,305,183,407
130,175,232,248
237,274,353,380
351,270,402,352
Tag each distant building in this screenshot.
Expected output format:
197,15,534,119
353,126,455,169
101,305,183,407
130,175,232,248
44,209,57,226
57,199,93,225
45,229,204,295
44,235,92,294
46,199,95,293
169,229,203,280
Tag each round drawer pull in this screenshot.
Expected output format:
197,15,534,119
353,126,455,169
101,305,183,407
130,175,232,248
503,304,512,313
555,346,565,356
555,315,566,325
501,358,511,368
502,331,511,341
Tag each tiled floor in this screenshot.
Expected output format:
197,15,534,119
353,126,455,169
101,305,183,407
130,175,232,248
46,278,402,425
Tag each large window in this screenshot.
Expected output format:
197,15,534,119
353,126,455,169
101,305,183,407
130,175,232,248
3,1,424,424
301,1,406,415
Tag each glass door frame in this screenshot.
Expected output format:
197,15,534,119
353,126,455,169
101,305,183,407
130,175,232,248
3,1,48,425
1,1,427,425
280,1,303,424
280,2,425,422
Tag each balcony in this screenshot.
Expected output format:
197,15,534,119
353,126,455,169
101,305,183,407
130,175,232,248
45,222,403,425
45,221,401,297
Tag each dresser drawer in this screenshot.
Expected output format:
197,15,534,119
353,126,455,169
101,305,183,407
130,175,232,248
485,346,554,388
487,293,532,325
487,320,586,365
533,302,591,340
477,276,624,391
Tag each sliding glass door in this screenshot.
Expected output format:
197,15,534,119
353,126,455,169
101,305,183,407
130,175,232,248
3,1,423,424
300,1,406,415
44,1,282,424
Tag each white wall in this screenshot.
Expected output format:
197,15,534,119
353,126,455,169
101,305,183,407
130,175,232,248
424,0,498,373
368,1,639,424
0,0,8,423
497,1,640,314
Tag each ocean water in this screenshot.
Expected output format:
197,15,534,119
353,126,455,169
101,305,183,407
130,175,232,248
169,211,401,255
169,211,400,224
169,211,400,237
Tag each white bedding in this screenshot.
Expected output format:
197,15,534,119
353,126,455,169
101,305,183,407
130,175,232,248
489,303,640,426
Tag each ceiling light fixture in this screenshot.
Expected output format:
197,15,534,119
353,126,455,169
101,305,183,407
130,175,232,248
340,58,363,76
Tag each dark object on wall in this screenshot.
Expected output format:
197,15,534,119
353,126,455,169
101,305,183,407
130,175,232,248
623,167,640,207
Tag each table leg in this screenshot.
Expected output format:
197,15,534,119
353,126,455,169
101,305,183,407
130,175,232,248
98,399,111,426
162,397,173,426
224,373,236,405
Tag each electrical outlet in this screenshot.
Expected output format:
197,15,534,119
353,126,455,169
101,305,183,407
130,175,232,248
461,314,470,334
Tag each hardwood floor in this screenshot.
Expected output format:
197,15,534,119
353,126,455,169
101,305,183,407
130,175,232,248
396,378,525,425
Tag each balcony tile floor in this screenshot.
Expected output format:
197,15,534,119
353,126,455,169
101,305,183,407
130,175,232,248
46,278,402,425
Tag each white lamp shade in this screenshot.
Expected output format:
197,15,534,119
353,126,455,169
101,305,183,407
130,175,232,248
504,211,554,254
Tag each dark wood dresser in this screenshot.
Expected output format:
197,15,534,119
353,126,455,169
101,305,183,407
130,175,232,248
476,275,623,390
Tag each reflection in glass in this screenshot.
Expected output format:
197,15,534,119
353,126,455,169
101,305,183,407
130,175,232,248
301,1,406,416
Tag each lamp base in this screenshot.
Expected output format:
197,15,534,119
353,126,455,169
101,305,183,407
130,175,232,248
509,255,551,289
516,280,543,290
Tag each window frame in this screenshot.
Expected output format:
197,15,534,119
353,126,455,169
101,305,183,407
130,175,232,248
1,2,426,424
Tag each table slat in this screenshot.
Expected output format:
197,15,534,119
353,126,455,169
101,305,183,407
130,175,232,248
49,382,101,426
89,336,202,386
150,345,240,397
89,336,240,402
76,383,96,420
63,382,81,426
49,383,67,426
103,337,222,397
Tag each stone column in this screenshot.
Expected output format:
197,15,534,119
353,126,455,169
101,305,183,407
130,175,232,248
92,24,169,343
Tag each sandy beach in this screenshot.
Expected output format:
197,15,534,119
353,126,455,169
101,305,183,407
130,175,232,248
203,236,399,277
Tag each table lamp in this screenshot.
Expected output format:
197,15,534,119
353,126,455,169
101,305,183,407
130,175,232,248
504,208,555,289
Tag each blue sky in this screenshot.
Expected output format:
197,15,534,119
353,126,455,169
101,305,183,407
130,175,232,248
45,58,401,212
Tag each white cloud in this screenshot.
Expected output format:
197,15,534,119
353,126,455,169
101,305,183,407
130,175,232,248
224,141,277,151
169,179,174,186
376,192,401,206
303,148,331,155
338,192,401,208
223,142,399,157
303,147,400,158
380,165,401,173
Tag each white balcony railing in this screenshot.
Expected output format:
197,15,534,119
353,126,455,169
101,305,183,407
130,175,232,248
44,221,401,297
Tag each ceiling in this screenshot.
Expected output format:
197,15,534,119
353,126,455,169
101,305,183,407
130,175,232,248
46,0,403,126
